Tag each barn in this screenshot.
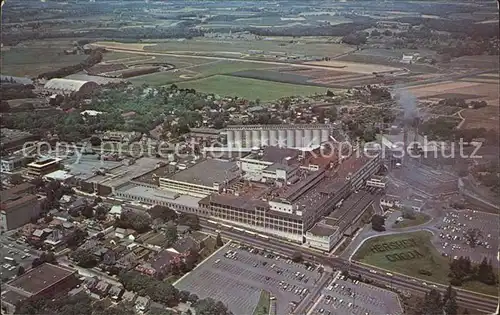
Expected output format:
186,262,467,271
44,78,99,96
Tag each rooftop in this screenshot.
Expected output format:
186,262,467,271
199,193,268,212
44,78,96,92
226,124,334,130
1,290,27,306
308,222,338,237
167,159,240,187
7,263,76,295
86,157,162,188
27,157,61,168
0,128,35,144
329,191,374,231
245,146,301,164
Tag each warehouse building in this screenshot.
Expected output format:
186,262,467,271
0,183,41,232
44,78,99,96
1,263,79,314
159,159,241,197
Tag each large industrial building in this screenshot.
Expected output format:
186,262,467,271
225,124,334,150
197,150,381,242
110,143,382,248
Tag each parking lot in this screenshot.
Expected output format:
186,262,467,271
435,209,499,265
175,242,325,315
311,274,403,315
0,243,35,282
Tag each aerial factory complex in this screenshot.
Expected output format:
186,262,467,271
0,0,499,315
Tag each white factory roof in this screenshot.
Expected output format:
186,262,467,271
43,170,74,181
44,78,95,92
81,110,104,116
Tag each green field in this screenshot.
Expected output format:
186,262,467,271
129,60,277,86
392,213,432,229
353,232,498,296
1,41,87,77
174,75,327,101
141,38,352,57
252,290,271,315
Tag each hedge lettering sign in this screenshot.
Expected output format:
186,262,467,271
369,238,424,262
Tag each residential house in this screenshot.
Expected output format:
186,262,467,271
92,280,110,298
122,291,137,304
108,286,124,301
135,296,151,312
109,205,123,218
171,236,202,256
176,225,191,236
135,250,182,279
116,252,139,271
83,277,99,291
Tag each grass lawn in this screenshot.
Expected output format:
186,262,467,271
353,231,498,296
164,275,180,284
252,290,271,315
392,213,431,229
174,75,327,101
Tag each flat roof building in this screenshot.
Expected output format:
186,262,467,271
0,128,38,151
1,263,79,314
0,183,41,232
27,157,61,177
159,159,240,197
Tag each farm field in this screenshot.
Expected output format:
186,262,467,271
229,69,329,87
338,53,440,73
1,40,87,77
407,78,499,105
304,59,402,74
174,75,328,101
460,106,499,131
130,60,276,86
353,231,498,296
135,38,353,57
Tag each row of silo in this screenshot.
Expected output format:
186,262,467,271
226,125,331,149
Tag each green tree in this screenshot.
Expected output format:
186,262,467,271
443,284,458,315
476,257,497,285
71,248,98,268
16,266,25,276
165,225,178,246
148,205,177,222
216,233,224,247
179,290,190,302
291,251,303,263
371,214,386,232
421,289,443,315
81,205,94,219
